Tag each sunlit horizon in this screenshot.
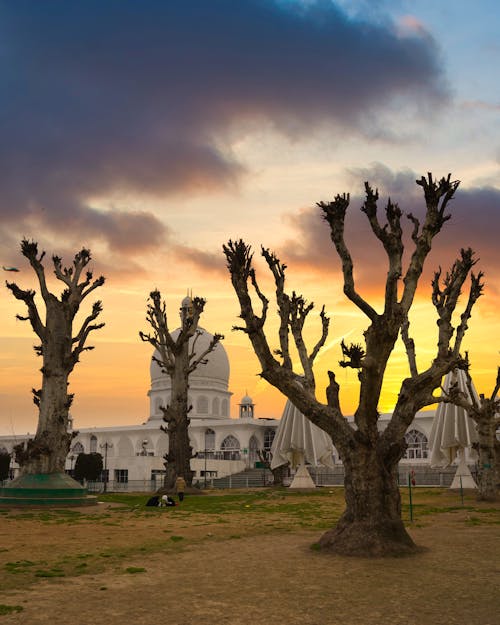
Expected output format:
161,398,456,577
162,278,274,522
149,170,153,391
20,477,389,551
1,1,499,435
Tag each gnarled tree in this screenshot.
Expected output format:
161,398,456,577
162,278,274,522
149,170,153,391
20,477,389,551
444,360,499,501
6,240,105,475
140,291,223,488
224,173,483,557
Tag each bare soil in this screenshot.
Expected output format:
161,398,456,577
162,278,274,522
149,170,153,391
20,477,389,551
0,490,498,625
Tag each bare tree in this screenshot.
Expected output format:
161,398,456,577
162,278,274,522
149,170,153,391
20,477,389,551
6,240,105,475
223,173,483,556
444,360,499,501
140,291,223,488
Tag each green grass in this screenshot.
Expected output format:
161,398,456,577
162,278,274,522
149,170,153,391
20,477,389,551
0,604,23,615
125,566,146,574
0,488,497,595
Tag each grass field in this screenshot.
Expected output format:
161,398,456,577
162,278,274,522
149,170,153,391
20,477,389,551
0,487,498,624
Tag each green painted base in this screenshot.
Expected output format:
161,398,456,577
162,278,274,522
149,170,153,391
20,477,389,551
0,472,97,507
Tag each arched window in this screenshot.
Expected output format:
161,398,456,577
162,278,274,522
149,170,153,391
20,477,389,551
221,398,229,417
72,442,84,454
249,435,259,465
220,435,241,460
197,396,209,414
212,397,220,417
404,429,429,460
205,428,215,453
264,428,275,451
90,435,97,453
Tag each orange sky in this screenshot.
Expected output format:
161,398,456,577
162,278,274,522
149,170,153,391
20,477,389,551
1,2,499,435
1,236,498,436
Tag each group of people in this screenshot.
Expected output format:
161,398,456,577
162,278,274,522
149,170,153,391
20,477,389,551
146,475,186,508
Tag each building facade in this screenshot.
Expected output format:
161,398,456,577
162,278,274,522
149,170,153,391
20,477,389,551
0,318,444,488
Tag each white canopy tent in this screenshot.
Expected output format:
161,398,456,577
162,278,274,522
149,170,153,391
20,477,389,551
271,399,334,488
429,369,479,489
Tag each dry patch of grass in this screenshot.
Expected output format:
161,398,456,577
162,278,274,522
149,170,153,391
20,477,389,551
0,488,498,625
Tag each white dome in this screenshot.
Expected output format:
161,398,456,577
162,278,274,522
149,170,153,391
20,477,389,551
240,394,253,405
150,328,229,390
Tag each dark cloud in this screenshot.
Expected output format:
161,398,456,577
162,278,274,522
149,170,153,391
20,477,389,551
0,1,447,259
173,245,227,277
280,164,500,300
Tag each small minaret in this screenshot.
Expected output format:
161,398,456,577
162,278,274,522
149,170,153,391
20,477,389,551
239,393,254,419
180,290,194,324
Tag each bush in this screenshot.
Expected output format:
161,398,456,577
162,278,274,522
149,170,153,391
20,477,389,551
73,453,103,482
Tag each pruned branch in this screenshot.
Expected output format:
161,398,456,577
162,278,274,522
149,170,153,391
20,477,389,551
339,340,365,369
431,248,479,358
6,281,46,340
401,316,418,378
309,305,330,364
453,271,484,355
401,173,460,313
71,300,105,366
319,193,378,321
262,247,292,370
223,239,271,336
20,239,51,302
188,332,224,373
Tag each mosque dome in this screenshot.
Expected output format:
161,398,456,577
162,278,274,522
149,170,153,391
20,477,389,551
240,394,253,405
150,327,230,391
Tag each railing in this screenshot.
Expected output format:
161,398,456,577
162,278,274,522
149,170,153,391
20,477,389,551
309,466,460,488
0,466,468,494
85,479,160,493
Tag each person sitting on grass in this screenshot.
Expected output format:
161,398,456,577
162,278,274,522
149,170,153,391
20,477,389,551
161,494,176,507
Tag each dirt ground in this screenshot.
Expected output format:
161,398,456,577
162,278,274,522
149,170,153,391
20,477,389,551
0,491,498,625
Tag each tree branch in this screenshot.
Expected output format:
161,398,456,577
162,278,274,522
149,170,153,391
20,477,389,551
5,281,46,339
453,271,484,355
262,248,292,370
319,194,378,321
401,316,418,378
188,332,224,373
401,173,460,313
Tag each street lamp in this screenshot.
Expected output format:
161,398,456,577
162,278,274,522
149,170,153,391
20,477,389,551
100,442,113,493
204,448,207,488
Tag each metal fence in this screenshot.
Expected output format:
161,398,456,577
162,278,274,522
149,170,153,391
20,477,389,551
79,466,462,493
309,466,460,488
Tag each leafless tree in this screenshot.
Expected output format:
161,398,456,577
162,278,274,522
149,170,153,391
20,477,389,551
223,173,483,556
140,291,223,488
444,360,499,501
6,240,105,475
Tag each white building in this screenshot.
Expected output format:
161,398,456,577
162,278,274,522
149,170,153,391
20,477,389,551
0,313,441,487
1,324,280,487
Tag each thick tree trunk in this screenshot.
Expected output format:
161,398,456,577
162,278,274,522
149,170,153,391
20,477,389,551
476,416,498,501
16,315,73,475
319,445,417,557
16,377,72,475
163,343,194,487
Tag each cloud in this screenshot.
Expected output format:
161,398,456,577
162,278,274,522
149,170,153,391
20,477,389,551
279,164,500,302
172,245,227,277
0,1,447,261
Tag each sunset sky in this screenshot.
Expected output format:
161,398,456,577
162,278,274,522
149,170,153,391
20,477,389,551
1,0,499,435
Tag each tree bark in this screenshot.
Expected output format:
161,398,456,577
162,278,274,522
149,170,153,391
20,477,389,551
7,241,105,476
140,290,222,489
223,174,482,557
162,341,195,487
475,413,497,501
319,441,415,556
